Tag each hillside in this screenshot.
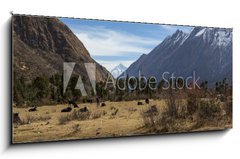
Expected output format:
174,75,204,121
13,15,109,83
124,27,232,86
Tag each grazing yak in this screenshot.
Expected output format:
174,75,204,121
137,101,143,105
145,98,149,104
28,106,37,112
68,100,75,105
79,107,89,113
68,97,78,105
61,107,72,112
101,103,106,107
86,99,93,103
73,103,79,108
68,97,79,108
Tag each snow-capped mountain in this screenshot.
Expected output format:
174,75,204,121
111,64,127,78
124,27,232,86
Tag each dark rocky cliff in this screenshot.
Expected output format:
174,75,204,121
13,15,109,83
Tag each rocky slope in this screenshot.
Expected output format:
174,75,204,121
124,27,232,86
13,15,109,87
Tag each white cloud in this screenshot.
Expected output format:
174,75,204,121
68,24,193,72
74,26,161,56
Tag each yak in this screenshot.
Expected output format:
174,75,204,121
61,107,72,112
79,106,88,113
28,106,37,112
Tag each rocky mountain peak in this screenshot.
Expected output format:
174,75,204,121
124,27,232,86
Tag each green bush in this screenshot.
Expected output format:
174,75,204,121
187,93,199,115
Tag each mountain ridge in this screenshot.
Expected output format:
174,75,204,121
13,15,110,84
123,27,232,86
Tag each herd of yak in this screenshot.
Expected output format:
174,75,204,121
13,97,158,125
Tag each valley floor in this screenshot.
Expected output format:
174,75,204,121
12,99,231,143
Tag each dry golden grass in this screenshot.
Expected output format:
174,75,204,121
12,99,231,143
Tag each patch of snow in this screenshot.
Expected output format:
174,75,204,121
195,28,206,37
211,30,232,47
111,64,127,78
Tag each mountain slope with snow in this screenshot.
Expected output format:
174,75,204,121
124,27,232,86
111,64,127,78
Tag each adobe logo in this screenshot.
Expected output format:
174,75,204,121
63,62,96,96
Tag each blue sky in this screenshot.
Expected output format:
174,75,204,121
60,18,193,71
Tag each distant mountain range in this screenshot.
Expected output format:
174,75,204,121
111,64,127,78
123,27,232,86
13,15,232,89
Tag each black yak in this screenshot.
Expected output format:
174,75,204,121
101,103,106,107
145,98,149,104
73,103,79,108
87,99,93,103
79,107,88,113
28,106,37,112
68,97,78,106
61,107,72,112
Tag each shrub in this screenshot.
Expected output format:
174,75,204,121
142,113,156,128
71,110,91,121
197,100,221,120
21,114,35,125
224,100,232,118
19,114,51,125
111,108,119,117
91,111,105,119
58,114,71,125
190,98,223,129
164,90,177,117
58,110,91,125
141,108,178,133
128,107,137,113
37,115,51,121
187,93,199,115
72,124,81,133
